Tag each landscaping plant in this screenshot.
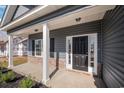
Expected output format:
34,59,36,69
1,74,9,83
0,62,3,70
7,71,16,81
19,76,33,88
2,71,16,83
0,71,3,83
0,71,2,78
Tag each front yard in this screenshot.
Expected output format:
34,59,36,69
0,56,27,68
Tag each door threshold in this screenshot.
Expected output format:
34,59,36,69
67,69,92,76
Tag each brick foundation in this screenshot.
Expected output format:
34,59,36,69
28,56,65,69
28,56,102,76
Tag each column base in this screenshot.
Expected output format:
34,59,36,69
42,78,50,85
8,65,13,69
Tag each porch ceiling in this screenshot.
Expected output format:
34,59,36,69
10,23,43,37
49,5,115,30
11,5,115,37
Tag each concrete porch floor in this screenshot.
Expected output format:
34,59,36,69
12,62,56,82
12,62,105,88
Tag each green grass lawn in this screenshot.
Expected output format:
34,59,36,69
0,56,27,68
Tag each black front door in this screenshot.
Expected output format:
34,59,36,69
72,36,88,71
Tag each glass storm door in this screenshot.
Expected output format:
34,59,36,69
72,36,88,71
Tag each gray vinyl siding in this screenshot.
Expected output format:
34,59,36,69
29,20,102,63
102,6,124,88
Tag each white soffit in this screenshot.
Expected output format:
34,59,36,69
49,5,116,30
11,22,43,36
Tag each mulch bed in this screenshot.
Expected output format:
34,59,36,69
0,67,10,73
0,68,48,88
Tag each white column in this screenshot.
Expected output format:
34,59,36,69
42,23,49,83
8,35,13,68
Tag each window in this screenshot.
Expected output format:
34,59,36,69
35,39,43,56
32,38,54,57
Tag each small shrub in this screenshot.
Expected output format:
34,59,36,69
2,71,16,82
0,62,2,69
0,71,2,78
19,76,33,88
2,74,8,82
0,71,3,83
7,71,16,81
0,61,7,69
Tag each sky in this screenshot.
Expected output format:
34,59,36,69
0,5,6,21
0,5,7,42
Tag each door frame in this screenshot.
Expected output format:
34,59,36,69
66,33,98,75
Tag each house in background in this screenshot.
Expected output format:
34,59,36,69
13,36,28,56
0,5,124,88
0,36,28,57
0,41,7,57
0,31,8,57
